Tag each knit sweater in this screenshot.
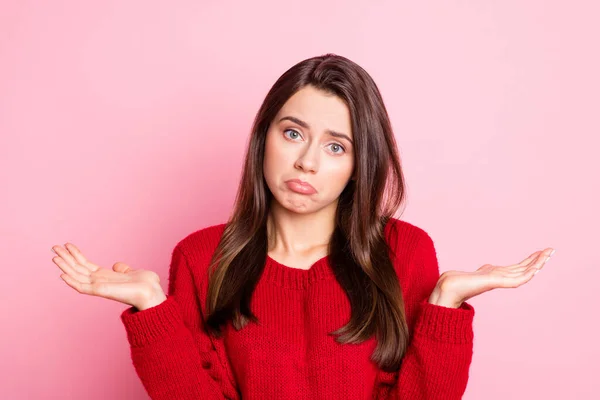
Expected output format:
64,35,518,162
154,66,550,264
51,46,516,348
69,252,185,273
120,218,475,400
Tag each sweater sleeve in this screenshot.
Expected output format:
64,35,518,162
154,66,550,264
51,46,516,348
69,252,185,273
376,230,475,400
120,245,237,400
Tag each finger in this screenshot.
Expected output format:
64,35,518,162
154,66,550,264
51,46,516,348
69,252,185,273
509,248,554,272
113,262,131,273
60,273,94,295
499,266,539,288
64,243,99,272
510,260,539,274
503,266,542,278
510,251,542,270
520,256,551,279
52,245,91,276
528,248,554,272
500,249,554,287
53,256,91,284
536,248,555,271
520,265,539,284
521,257,544,274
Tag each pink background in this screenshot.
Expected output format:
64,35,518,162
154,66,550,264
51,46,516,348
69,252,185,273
1,1,598,398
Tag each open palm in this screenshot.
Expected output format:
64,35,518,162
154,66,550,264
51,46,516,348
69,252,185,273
437,247,555,305
51,242,165,309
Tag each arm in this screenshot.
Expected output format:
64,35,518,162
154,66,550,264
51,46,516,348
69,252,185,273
378,231,475,400
120,245,237,400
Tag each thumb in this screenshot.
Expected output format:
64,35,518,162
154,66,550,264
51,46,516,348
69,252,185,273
112,262,132,273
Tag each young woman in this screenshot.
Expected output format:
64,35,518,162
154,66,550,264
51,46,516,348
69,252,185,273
51,53,554,400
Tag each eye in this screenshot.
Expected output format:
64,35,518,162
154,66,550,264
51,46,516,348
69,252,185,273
283,129,346,155
328,143,346,155
283,129,302,140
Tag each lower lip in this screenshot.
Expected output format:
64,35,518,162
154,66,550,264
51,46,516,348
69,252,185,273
286,181,317,195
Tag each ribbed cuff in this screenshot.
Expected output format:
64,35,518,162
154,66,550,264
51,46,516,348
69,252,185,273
413,298,475,344
120,296,186,348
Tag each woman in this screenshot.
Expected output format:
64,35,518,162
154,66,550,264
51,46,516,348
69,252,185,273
51,53,554,400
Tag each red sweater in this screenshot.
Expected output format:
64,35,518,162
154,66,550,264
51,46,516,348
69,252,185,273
120,218,475,399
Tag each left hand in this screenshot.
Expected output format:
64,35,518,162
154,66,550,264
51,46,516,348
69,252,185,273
430,247,555,308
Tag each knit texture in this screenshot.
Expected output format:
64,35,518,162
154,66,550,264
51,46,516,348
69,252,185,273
120,218,475,399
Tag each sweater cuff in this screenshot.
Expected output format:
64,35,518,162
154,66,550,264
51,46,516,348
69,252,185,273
120,296,186,348
413,297,475,344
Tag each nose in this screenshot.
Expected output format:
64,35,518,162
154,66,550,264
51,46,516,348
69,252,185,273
294,143,320,173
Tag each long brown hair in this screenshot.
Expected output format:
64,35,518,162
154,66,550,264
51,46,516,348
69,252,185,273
204,53,408,372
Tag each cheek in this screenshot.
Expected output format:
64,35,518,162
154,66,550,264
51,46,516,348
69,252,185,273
264,134,294,169
318,161,354,195
264,138,277,169
263,132,287,180
325,158,354,180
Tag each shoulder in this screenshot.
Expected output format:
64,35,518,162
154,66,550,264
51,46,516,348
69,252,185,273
384,216,433,256
178,222,228,246
384,217,439,287
172,221,229,268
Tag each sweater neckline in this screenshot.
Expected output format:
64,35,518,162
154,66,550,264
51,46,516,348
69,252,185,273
263,253,335,289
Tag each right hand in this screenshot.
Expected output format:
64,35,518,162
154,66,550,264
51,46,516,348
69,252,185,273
51,242,167,310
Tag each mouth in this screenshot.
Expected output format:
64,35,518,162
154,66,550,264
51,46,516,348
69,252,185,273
285,179,317,195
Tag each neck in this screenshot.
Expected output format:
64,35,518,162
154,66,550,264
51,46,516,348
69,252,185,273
266,198,337,256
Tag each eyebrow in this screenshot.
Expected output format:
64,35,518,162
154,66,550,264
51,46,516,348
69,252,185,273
278,116,353,145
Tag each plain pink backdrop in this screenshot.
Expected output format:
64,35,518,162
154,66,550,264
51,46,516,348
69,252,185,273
1,1,598,399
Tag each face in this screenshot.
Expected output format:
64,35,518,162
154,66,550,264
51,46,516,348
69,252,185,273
263,85,355,214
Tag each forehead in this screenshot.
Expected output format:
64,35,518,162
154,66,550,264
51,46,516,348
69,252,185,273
276,86,353,138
